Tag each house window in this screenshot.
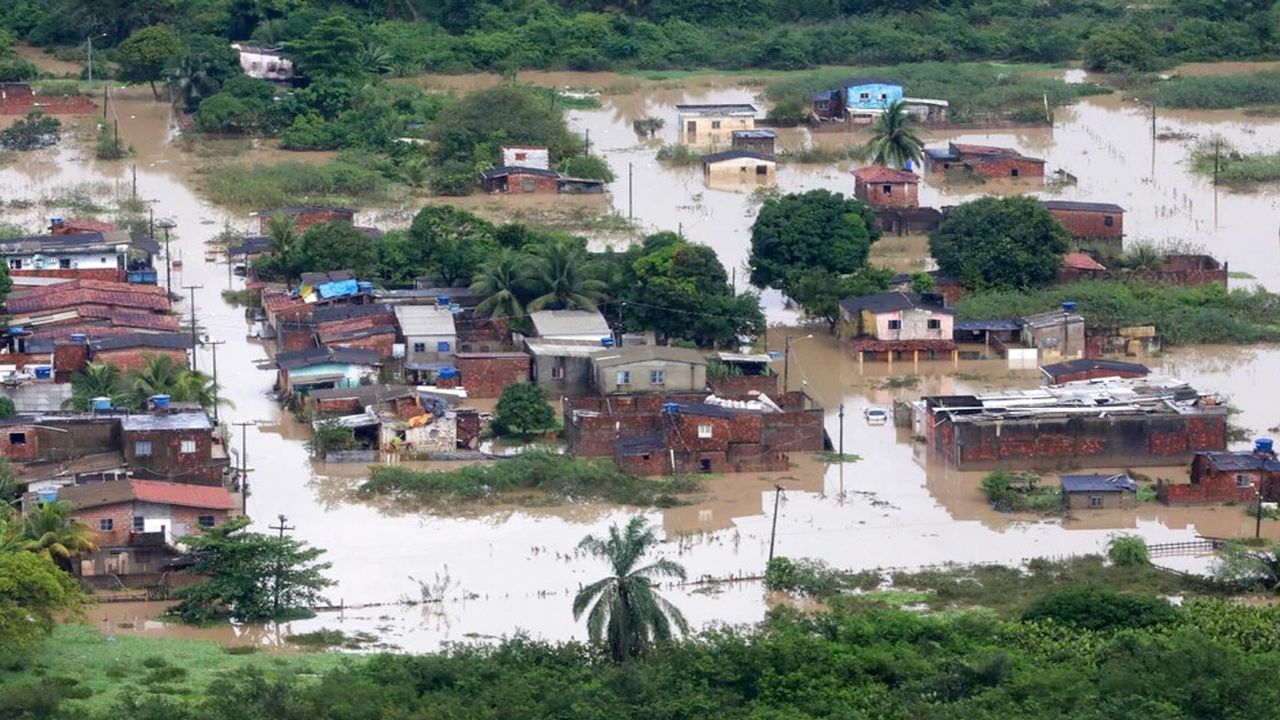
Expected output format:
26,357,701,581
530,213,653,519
882,184,893,195
180,440,197,454
99,518,114,531
1089,496,1103,508
134,441,152,456
697,424,712,439
859,92,870,100
1104,215,1114,227
8,432,25,446
437,341,451,352
59,258,71,269
7,259,20,269
1237,474,1253,488
650,369,665,385
515,152,527,161
927,319,941,330
132,516,145,532
1010,168,1020,178
756,165,768,175
888,319,902,330
879,93,888,100
413,342,426,353
616,370,631,386
551,365,566,380
198,515,215,527
711,120,721,129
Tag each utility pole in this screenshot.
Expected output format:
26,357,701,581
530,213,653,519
206,339,225,423
183,284,203,372
584,128,590,157
783,334,813,394
767,485,783,563
233,421,255,513
156,218,176,299
1213,138,1221,227
838,403,845,457
628,162,633,220
1257,483,1264,540
268,514,295,619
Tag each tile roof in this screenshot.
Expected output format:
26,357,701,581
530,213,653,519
592,345,708,369
702,150,776,164
59,478,233,511
1059,473,1138,494
1062,252,1107,271
852,166,919,184
261,290,308,315
1041,200,1126,214
318,322,398,344
6,280,171,314
313,303,393,324
838,291,952,315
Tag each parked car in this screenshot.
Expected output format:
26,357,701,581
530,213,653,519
864,406,889,425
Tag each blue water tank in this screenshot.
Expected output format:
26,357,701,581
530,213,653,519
437,367,458,380
437,295,450,306
37,490,58,503
70,333,87,343
1257,438,1274,454
91,396,112,411
1062,301,1078,312
600,337,615,347
662,402,681,414
8,326,22,335
904,160,914,172
449,303,462,315
150,394,171,409
33,366,51,379
357,281,374,292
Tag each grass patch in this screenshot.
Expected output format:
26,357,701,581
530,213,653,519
1229,270,1256,279
356,451,702,507
878,375,920,390
0,623,343,714
765,62,1109,124
221,288,260,309
1154,71,1280,110
818,452,862,464
981,471,1063,514
765,557,882,598
286,628,379,650
1190,139,1280,186
776,144,870,164
955,280,1280,345
198,154,397,210
655,143,701,167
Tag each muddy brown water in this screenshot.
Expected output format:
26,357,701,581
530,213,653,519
3,71,1280,650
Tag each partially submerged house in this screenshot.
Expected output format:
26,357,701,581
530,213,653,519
837,291,955,360
917,376,1227,471
1160,440,1280,505
272,346,382,395
591,346,708,394
851,166,942,235
480,166,561,194
701,150,776,183
1041,358,1149,385
1060,473,1138,510
1020,303,1086,361
1041,200,1125,256
731,130,776,155
924,142,1045,179
676,104,756,146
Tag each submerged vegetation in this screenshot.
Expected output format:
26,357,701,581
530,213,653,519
357,451,701,508
1190,138,1280,185
197,155,397,209
1155,70,1280,110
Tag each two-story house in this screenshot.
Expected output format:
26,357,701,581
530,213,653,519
675,104,757,147
837,291,955,360
591,346,708,394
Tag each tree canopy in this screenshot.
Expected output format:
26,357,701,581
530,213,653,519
115,25,183,99
749,189,881,295
492,383,556,437
929,195,1069,290
0,551,82,657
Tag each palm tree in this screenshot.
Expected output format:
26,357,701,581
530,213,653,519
173,371,232,412
471,249,532,320
21,501,98,568
527,240,606,312
64,363,128,411
572,516,689,662
125,354,186,406
865,100,924,169
359,39,393,76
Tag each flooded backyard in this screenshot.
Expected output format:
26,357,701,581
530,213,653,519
5,70,1280,650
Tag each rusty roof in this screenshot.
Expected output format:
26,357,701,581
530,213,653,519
7,280,170,314
1061,252,1107,271
59,478,233,511
852,166,919,184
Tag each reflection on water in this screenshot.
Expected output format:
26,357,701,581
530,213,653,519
3,73,1280,651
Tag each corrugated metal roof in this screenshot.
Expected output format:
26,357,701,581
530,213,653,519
593,345,707,369
529,310,610,338
90,332,193,352
1041,200,1126,214
1059,474,1137,494
394,305,457,336
120,410,213,431
524,338,611,358
702,150,775,164
675,104,757,115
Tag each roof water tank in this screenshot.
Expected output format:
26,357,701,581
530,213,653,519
437,367,458,379
437,295,450,306
33,366,51,379
70,333,87,343
1257,438,1274,454
91,396,112,411
1062,301,1078,312
150,393,171,409
600,337,615,347
662,402,681,414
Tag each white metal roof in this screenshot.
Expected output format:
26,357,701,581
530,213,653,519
394,305,457,337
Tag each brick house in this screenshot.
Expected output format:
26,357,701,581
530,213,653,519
453,352,532,398
837,291,955,360
924,142,1045,179
87,333,193,373
707,352,777,396
1041,358,1149,385
257,206,355,234
121,410,228,485
1041,200,1125,256
563,391,826,475
1,415,119,471
851,166,919,209
480,166,561,194
1060,473,1138,510
1160,442,1280,505
56,478,234,581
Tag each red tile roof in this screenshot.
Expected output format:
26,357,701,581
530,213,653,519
1062,252,1107,271
131,479,234,510
852,166,919,184
60,219,119,234
951,143,1018,156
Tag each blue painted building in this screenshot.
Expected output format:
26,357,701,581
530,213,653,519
842,77,904,113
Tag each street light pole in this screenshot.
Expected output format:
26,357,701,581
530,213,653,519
783,334,814,394
206,339,225,423
268,514,295,618
156,218,176,299
232,421,256,514
182,284,203,372
767,485,784,563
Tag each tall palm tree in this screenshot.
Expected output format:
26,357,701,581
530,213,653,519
21,501,98,568
573,517,689,662
471,249,532,320
865,100,924,169
125,354,186,406
528,240,606,312
63,363,128,411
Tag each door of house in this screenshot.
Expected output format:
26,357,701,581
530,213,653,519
686,120,696,138
522,177,536,192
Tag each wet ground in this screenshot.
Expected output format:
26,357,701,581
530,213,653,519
3,67,1280,649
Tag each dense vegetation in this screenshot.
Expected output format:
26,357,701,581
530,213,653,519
956,280,1280,345
930,195,1070,291
357,451,700,507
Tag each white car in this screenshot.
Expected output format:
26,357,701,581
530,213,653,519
864,406,889,425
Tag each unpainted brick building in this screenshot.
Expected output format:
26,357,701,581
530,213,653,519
454,352,532,398
1159,444,1280,505
121,411,228,485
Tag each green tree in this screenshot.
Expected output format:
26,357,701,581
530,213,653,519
265,214,300,285
123,355,225,411
1082,27,1160,73
471,249,532,320
116,25,184,100
573,516,688,663
558,154,616,182
0,109,60,151
0,397,14,419
192,92,252,133
295,221,379,279
19,500,98,569
306,418,357,459
528,239,605,312
64,363,128,411
171,517,333,623
492,383,556,436
407,205,497,285
0,552,82,657
1214,541,1280,591
1107,535,1151,567
749,189,881,294
290,15,365,79
785,266,895,332
929,195,1069,290
865,100,923,168
1022,587,1179,631
169,33,243,112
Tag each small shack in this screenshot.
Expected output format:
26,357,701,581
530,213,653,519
1060,474,1138,510
480,166,561,194
701,150,776,182
851,166,919,209
731,129,776,155
1019,303,1085,361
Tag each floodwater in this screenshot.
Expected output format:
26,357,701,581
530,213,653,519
3,70,1280,650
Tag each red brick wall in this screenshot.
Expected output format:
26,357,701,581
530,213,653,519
854,179,918,209
92,348,188,373
969,157,1045,179
259,210,354,234
123,428,223,484
10,268,122,282
53,342,89,382
1159,454,1276,504
502,174,560,194
326,332,396,357
1049,209,1123,239
279,325,318,352
72,502,133,548
1,425,41,462
455,354,531,398
707,374,776,396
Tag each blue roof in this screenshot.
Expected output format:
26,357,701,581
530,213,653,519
1059,474,1138,494
316,278,360,299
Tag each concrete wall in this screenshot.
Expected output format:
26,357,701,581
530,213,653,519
1065,491,1135,510
404,332,457,366
870,307,953,341
3,419,118,465
597,360,706,394
1022,320,1085,360
704,158,775,180
72,501,229,551
501,146,549,169
680,115,754,147
531,354,594,397
844,83,903,111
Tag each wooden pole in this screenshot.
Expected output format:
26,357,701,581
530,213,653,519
767,485,783,563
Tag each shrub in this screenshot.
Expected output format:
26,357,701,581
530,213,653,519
1022,587,1179,631
1107,536,1150,567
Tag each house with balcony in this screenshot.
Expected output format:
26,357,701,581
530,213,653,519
837,291,955,360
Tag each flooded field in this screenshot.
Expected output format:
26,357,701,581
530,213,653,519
4,69,1280,650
